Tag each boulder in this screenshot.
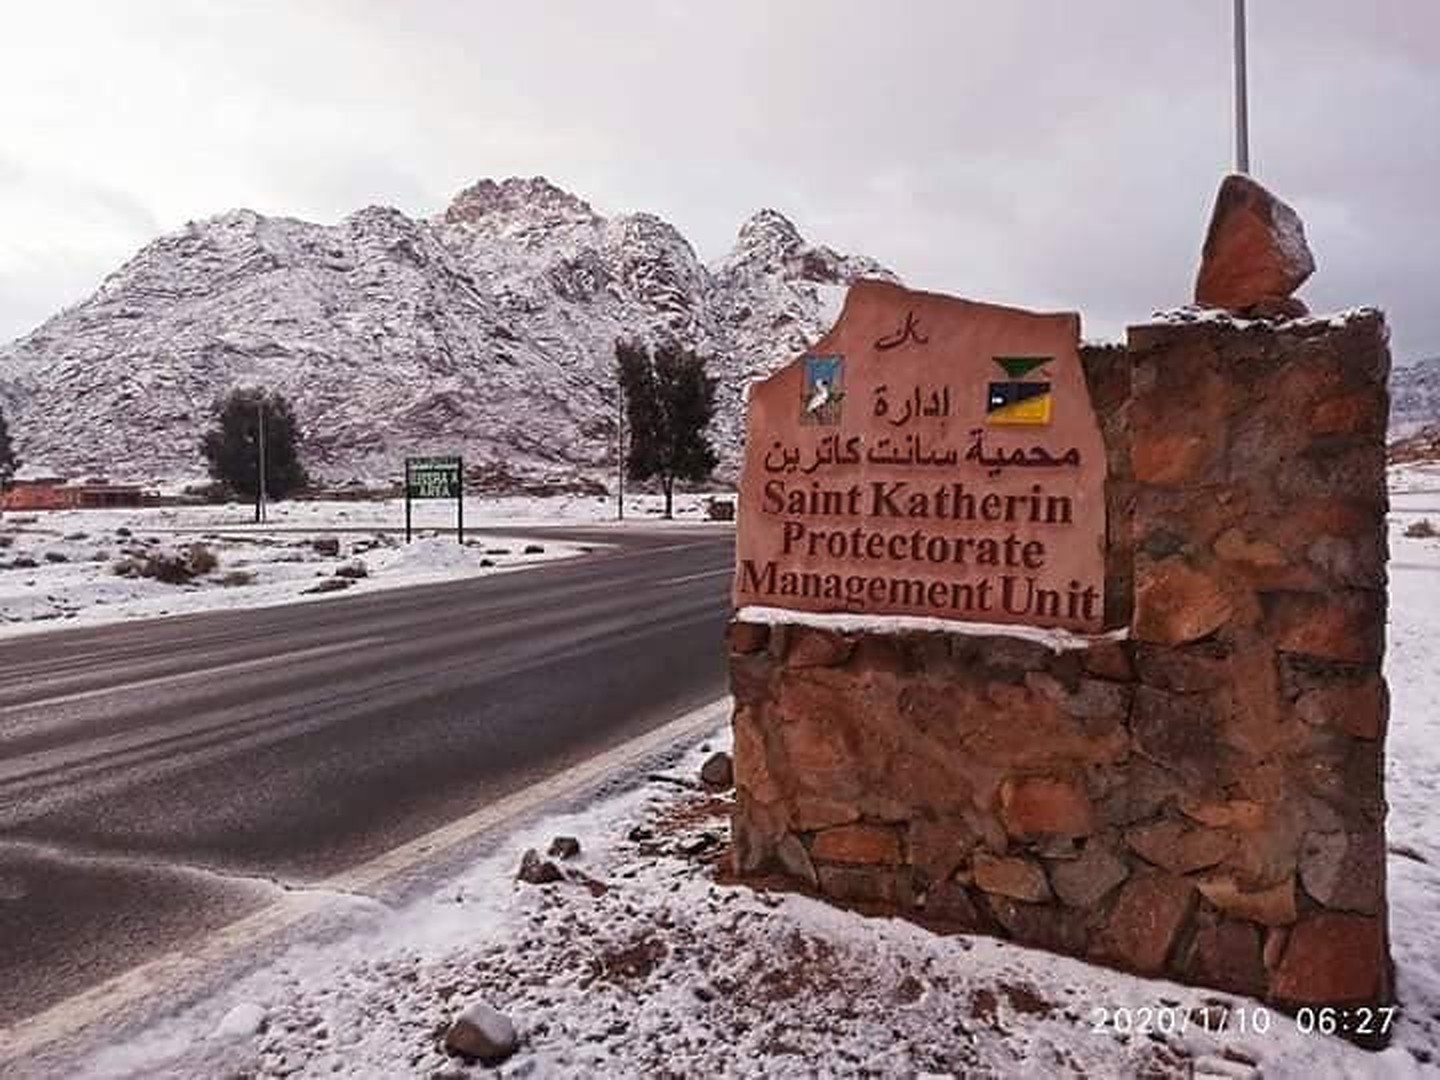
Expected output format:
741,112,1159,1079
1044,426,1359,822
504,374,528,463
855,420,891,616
516,849,564,885
311,537,341,556
699,751,734,790
302,577,353,595
548,836,581,860
444,1000,518,1064
213,1002,268,1039
1194,173,1315,313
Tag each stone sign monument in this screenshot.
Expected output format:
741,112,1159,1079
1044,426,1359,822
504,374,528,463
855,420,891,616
734,281,1107,632
728,217,1394,1042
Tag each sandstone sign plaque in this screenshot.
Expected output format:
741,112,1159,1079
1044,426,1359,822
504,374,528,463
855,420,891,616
734,281,1107,632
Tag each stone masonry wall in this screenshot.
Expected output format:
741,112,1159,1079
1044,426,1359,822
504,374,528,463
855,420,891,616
729,314,1392,1018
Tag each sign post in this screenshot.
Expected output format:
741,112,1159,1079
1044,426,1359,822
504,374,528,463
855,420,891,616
404,455,464,544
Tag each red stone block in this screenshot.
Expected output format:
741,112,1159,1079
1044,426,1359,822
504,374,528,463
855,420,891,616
1270,913,1386,1005
998,775,1096,839
1134,558,1234,645
973,853,1052,903
811,823,902,865
1186,920,1266,997
784,626,854,668
1126,819,1234,875
1266,592,1382,664
1094,872,1196,975
728,620,770,654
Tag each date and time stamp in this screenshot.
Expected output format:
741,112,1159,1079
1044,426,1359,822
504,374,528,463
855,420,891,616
1089,1003,1399,1041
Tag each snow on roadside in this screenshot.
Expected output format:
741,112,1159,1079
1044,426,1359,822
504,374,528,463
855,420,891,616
72,503,1440,1080
76,720,1437,1080
1389,462,1440,498
0,516,589,639
1380,464,1440,1065
21,477,1440,1077
96,490,724,531
0,489,735,638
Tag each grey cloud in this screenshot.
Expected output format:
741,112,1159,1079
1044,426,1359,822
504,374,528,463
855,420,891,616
1,0,1436,358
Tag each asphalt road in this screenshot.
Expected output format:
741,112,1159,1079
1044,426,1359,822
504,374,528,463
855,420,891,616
0,523,733,1028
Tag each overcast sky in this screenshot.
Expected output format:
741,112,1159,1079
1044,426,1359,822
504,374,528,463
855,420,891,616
2,1,1436,359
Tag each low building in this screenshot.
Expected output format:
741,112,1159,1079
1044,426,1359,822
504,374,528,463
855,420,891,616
2,476,146,511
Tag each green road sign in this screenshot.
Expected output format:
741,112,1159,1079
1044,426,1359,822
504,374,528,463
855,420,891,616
406,455,462,500
404,455,464,543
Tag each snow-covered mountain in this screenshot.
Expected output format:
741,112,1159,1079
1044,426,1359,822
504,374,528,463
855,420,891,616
1391,356,1440,438
0,177,893,489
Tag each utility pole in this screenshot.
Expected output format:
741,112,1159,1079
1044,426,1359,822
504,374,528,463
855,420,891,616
256,396,268,525
1234,0,1250,174
616,386,625,521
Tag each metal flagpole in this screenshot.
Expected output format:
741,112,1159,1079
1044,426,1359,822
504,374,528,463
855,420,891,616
1234,0,1250,174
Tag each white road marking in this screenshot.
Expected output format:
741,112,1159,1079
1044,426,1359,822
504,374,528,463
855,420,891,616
658,568,734,586
0,637,387,715
0,696,733,1066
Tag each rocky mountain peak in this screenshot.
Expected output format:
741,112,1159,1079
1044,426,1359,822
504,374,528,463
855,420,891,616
0,179,894,488
441,176,598,227
728,208,805,268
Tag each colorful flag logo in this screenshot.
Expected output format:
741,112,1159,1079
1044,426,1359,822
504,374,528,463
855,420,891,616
987,356,1053,425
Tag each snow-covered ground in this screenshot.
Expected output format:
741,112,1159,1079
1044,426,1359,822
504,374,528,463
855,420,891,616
38,468,1440,1078
197,489,727,528
0,492,729,637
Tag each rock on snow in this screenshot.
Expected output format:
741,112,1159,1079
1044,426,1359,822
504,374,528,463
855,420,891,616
442,999,518,1064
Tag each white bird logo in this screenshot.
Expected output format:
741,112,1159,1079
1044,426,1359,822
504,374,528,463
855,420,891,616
805,378,831,414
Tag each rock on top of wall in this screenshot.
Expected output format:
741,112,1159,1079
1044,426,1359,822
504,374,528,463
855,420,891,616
1194,173,1315,316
